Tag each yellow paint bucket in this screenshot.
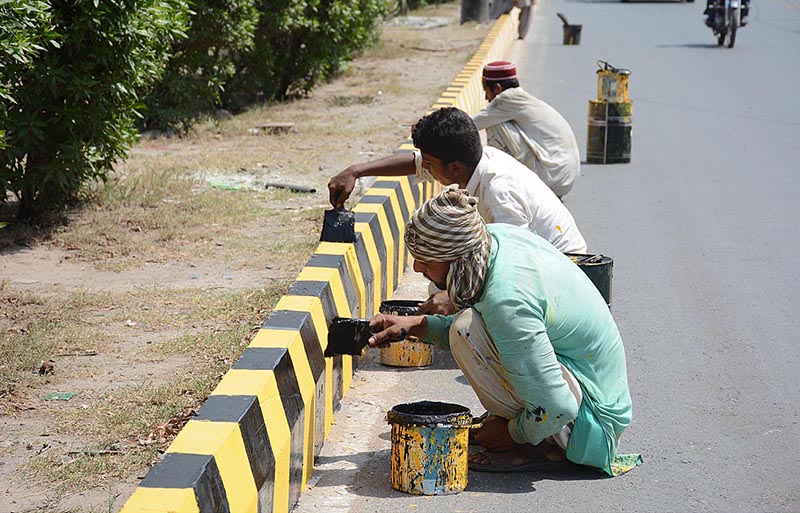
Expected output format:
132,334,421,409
379,300,433,367
596,60,631,103
387,401,475,495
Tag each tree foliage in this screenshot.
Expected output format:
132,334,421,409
231,0,388,104
1,0,399,220
0,1,59,151
141,0,259,130
0,0,189,221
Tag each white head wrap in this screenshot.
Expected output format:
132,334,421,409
405,188,491,310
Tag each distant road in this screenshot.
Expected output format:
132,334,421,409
526,0,800,510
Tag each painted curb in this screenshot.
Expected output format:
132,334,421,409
119,12,518,513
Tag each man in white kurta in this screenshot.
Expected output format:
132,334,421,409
412,145,586,254
473,61,581,199
328,107,587,254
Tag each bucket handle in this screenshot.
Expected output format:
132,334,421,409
469,410,489,430
581,254,605,264
597,60,619,72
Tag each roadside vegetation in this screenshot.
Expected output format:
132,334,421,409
0,1,485,510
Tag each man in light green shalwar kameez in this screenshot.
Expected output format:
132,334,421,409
369,188,639,475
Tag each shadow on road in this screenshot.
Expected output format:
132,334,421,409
312,448,605,499
656,43,724,48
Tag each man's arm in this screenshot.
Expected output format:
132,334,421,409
472,97,517,131
367,312,455,350
367,313,427,347
327,153,416,208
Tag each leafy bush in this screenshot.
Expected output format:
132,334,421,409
227,0,388,105
0,0,189,221
141,0,259,130
0,1,58,152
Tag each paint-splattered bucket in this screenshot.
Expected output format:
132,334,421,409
563,24,582,45
586,99,633,164
567,253,614,307
379,300,433,367
387,401,476,495
596,61,631,103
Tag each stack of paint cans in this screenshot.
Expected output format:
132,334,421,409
587,61,633,164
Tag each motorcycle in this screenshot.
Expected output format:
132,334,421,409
708,0,743,48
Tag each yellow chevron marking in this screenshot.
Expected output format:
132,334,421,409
119,488,199,513
249,329,315,487
315,242,365,318
364,189,407,277
295,267,351,320
211,369,290,513
353,222,382,314
273,295,334,435
353,203,395,296
167,421,257,513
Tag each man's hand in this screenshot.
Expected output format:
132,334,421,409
368,314,426,348
472,415,516,452
328,168,357,208
328,154,416,207
418,290,456,315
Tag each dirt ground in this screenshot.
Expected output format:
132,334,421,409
0,3,491,512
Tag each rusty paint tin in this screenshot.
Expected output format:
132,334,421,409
567,253,614,307
563,24,582,45
379,300,433,367
587,100,633,164
387,401,473,495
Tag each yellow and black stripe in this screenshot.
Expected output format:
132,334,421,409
120,11,519,513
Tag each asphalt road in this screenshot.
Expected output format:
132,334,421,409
293,1,800,512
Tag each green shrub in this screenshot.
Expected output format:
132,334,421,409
227,0,388,105
141,0,259,130
0,1,59,152
0,0,189,222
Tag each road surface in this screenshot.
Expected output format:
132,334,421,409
293,0,800,511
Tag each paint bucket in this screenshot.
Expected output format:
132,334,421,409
563,24,582,45
379,300,433,367
596,61,631,103
567,253,614,307
586,99,633,164
387,401,474,495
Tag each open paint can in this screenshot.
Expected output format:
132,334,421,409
379,300,433,367
387,401,476,495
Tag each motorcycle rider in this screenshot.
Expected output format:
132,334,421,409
704,0,750,27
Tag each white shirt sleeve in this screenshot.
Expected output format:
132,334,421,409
412,149,436,184
482,200,530,228
472,98,517,131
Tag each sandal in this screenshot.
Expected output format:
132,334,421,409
468,446,574,473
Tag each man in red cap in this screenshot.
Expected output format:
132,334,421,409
473,60,581,199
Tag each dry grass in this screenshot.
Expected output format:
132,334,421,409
0,2,490,510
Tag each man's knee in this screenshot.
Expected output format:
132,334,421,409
449,308,475,350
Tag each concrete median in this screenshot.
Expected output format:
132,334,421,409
119,11,518,513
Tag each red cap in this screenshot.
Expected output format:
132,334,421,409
482,61,517,81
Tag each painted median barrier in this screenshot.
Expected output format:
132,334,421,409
119,12,519,513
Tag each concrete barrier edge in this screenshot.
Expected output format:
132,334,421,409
119,11,518,513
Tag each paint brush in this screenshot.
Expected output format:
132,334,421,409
319,207,356,243
325,317,407,357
